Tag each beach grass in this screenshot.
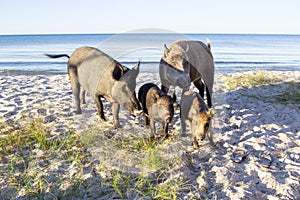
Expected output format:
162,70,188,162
271,82,300,104
224,70,300,104
224,70,283,90
0,119,90,199
0,118,187,199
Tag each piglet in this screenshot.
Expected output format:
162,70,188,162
138,83,176,139
180,90,215,148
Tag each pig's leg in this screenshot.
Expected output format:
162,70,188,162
80,88,86,104
160,74,171,94
207,122,215,146
69,74,82,114
94,94,106,121
149,119,156,138
112,103,120,129
180,112,187,134
143,113,150,126
193,80,205,98
163,122,169,138
206,86,212,108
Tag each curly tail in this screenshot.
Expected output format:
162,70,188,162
45,54,70,59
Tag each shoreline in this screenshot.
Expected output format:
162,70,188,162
0,70,67,76
2,68,300,76
1,70,300,199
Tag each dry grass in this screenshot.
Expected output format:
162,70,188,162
224,70,283,91
224,71,300,104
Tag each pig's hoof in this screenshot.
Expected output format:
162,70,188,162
113,121,120,129
75,110,82,115
113,124,120,129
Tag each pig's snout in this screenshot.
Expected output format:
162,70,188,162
162,111,172,123
200,134,206,142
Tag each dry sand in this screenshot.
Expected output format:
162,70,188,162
0,70,299,199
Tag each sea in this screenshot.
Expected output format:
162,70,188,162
0,33,300,74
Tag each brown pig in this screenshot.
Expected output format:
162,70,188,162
138,83,176,139
180,90,215,148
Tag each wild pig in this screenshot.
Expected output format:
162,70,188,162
159,40,214,108
138,83,176,138
180,90,215,148
45,46,141,128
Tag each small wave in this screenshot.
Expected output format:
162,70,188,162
0,61,67,66
215,61,280,65
120,61,159,65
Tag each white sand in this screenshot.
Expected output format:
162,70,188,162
0,71,299,199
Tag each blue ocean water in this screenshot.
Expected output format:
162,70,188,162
0,33,300,74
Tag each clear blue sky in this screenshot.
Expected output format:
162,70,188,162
1,0,299,34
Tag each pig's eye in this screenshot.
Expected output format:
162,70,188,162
204,123,209,130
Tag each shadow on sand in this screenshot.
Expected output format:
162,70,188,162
180,81,300,199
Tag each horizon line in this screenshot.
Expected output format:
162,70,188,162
1,32,300,36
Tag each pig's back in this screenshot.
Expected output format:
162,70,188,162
138,83,159,115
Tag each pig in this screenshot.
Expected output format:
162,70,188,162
138,83,176,139
180,90,215,148
159,40,214,108
45,46,141,128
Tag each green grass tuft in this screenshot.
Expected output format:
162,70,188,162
272,82,300,104
224,71,283,91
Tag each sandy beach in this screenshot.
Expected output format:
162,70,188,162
0,70,299,199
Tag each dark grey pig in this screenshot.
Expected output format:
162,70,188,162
138,83,175,138
46,46,141,128
159,40,214,108
180,90,215,148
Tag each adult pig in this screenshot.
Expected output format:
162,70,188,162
46,46,141,128
180,90,215,148
138,83,175,138
159,40,214,108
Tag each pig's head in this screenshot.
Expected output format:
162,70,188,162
191,108,215,148
160,43,191,90
111,61,141,116
149,90,175,123
162,43,189,72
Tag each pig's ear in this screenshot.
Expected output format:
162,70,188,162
163,44,170,58
133,61,140,74
118,61,140,92
149,90,159,104
170,92,177,103
120,61,140,82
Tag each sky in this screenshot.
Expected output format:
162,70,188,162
0,0,299,35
